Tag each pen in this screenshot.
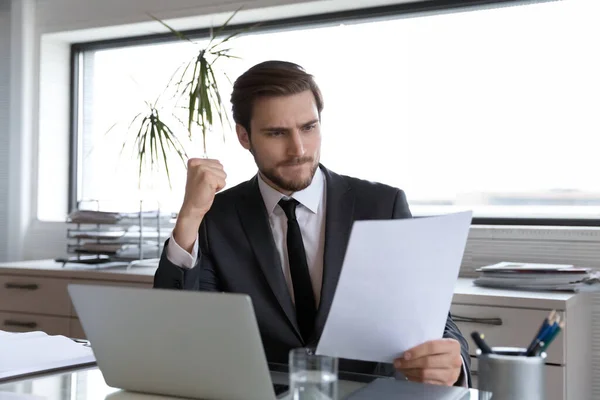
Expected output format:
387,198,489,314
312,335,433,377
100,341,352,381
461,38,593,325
528,340,545,357
526,311,559,356
540,321,565,352
534,310,555,339
471,331,493,354
526,322,554,356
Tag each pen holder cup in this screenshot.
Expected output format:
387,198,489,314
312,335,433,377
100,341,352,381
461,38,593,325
477,347,546,400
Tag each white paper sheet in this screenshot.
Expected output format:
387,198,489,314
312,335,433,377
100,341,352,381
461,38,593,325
0,331,47,341
0,331,95,381
316,211,472,363
0,393,45,400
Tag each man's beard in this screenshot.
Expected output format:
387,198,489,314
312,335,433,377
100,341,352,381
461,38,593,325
253,152,319,193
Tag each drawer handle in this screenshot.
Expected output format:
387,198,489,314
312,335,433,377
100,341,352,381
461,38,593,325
4,283,39,290
452,314,503,326
4,320,38,329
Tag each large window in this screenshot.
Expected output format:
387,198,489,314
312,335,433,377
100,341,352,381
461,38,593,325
69,0,600,223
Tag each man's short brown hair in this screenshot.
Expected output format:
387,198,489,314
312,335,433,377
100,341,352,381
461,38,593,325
230,60,324,134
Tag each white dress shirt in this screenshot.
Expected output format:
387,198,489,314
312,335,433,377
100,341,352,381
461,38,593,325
166,167,327,306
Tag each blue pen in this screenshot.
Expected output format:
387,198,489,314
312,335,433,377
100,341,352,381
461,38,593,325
534,310,555,338
541,321,561,342
526,311,558,357
527,323,558,357
541,321,565,353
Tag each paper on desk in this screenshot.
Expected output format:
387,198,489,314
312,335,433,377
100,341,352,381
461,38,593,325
0,331,47,341
0,332,95,380
316,211,472,363
0,393,45,400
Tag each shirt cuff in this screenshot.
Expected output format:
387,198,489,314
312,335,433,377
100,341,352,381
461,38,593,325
457,355,469,388
166,233,198,269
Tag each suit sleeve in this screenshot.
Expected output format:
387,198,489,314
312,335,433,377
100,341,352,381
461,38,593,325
443,313,472,387
153,218,221,291
392,189,413,219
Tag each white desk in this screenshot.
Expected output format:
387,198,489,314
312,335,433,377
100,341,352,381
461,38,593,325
0,259,592,399
0,366,482,399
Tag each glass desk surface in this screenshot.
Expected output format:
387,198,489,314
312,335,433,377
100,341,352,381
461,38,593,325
0,366,483,400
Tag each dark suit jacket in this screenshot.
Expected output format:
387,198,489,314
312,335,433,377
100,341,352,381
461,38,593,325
154,165,471,385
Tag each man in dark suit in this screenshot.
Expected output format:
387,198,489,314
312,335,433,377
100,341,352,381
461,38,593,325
154,60,471,387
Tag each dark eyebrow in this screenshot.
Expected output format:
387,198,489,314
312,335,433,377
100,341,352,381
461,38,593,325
300,119,319,128
261,126,290,133
261,119,319,133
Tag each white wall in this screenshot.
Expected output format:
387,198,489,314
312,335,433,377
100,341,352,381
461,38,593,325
7,0,36,262
0,0,11,261
35,0,419,34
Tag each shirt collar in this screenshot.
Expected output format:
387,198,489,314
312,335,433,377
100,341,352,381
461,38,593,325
257,167,324,215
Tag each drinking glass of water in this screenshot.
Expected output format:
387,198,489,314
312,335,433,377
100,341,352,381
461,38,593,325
289,348,338,400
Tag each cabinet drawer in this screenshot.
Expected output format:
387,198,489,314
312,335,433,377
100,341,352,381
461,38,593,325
470,357,564,400
0,312,70,336
451,304,565,365
70,318,86,339
0,275,72,316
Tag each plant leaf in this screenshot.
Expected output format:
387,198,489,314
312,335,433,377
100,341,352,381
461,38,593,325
148,13,194,43
200,58,212,128
209,30,244,52
206,8,241,50
223,71,234,86
138,122,149,188
171,112,189,132
175,57,196,91
209,21,261,52
103,122,118,137
157,119,188,169
150,112,159,171
206,64,229,136
187,58,200,135
193,56,211,155
154,118,173,189
126,116,148,160
126,113,143,133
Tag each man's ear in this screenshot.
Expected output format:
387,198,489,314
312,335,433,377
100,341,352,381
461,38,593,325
236,124,251,150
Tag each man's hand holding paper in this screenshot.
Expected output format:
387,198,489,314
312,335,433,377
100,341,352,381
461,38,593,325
395,339,463,386
316,212,472,386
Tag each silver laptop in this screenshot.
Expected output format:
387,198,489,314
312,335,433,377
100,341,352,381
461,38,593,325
68,284,284,400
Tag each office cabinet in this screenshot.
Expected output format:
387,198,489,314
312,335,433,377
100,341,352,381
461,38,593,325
0,260,154,338
452,280,591,400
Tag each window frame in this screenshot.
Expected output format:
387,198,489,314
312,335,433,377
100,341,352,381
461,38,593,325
69,0,595,227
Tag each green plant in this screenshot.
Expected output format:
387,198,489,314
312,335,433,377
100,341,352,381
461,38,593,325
125,101,188,189
124,11,245,188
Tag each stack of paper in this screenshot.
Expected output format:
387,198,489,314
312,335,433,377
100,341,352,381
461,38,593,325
474,262,600,292
68,210,122,224
0,331,96,381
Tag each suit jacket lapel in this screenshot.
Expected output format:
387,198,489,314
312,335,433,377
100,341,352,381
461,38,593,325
237,177,302,341
312,167,355,341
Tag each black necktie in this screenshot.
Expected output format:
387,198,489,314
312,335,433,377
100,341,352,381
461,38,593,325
278,198,317,341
